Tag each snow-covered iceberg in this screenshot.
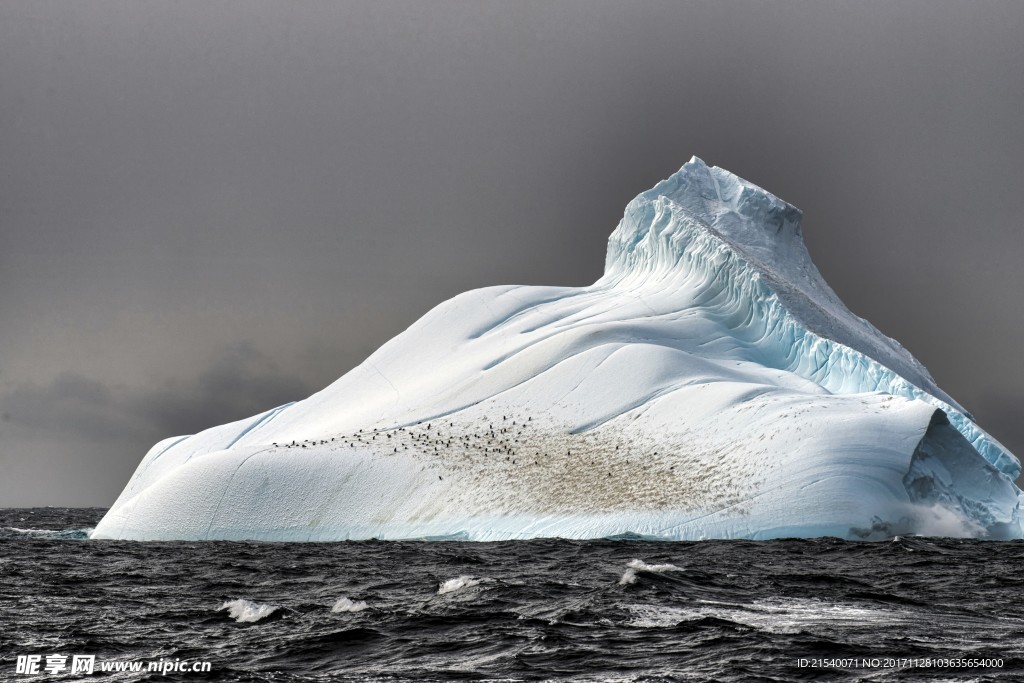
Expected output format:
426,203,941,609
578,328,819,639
92,157,1021,541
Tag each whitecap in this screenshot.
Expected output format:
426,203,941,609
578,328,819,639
627,598,905,634
219,598,278,623
437,575,481,594
332,596,368,613
619,558,682,585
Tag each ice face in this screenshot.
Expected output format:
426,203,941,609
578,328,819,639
91,158,1021,542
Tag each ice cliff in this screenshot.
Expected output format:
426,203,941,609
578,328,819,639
92,157,1021,541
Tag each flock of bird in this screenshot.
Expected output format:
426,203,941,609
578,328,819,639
270,414,538,464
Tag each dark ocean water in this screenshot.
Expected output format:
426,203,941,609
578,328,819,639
2,509,1023,682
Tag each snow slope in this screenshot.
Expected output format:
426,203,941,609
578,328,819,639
92,157,1021,541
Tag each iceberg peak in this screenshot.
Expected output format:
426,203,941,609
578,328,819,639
600,158,980,435
603,156,807,285
644,155,803,240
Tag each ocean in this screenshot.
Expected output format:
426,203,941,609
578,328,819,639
1,508,1021,682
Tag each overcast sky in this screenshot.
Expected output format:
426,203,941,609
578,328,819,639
2,1,1022,506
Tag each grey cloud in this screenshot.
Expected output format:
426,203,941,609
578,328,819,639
2,374,138,441
2,343,312,444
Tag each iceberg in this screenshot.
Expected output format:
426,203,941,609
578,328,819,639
92,157,1021,541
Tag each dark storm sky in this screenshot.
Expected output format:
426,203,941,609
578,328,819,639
2,1,1022,506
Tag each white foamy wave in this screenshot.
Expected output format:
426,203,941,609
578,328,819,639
627,598,905,634
438,575,482,595
619,558,682,585
3,527,93,540
332,596,368,613
219,598,278,623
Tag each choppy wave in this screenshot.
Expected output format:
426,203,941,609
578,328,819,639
3,508,1021,682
